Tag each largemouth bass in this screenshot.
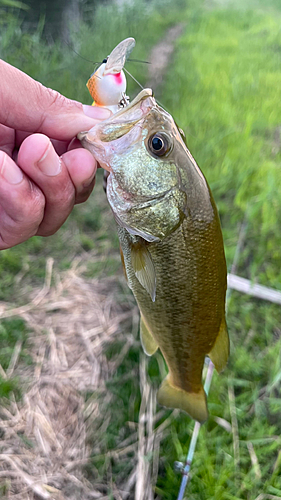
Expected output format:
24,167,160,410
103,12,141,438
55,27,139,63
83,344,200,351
78,88,229,423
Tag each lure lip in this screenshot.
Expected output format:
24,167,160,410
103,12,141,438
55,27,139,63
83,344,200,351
103,37,135,75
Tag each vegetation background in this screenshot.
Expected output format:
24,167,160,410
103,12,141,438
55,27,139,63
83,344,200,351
1,0,281,498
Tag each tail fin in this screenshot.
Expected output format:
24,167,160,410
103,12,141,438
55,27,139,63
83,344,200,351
157,376,208,423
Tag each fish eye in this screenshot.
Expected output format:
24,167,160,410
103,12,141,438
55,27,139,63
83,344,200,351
148,132,172,157
102,58,107,63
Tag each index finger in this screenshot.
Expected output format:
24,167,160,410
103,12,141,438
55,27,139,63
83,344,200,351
0,60,111,142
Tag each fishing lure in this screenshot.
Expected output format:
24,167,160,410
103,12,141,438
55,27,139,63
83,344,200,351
86,37,135,112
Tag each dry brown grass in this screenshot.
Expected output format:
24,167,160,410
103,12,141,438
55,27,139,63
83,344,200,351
0,258,140,499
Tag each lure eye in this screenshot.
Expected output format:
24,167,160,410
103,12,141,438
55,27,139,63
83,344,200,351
148,132,172,157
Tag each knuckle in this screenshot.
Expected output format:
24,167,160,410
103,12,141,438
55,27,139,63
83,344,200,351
36,213,68,237
21,183,45,222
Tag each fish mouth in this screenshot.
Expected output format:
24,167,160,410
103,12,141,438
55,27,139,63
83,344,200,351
98,88,155,141
109,88,154,119
79,88,155,145
77,88,162,173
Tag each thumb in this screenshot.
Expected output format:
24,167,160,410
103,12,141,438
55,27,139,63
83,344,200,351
0,60,111,141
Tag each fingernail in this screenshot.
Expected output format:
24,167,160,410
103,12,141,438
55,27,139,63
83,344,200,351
38,141,61,176
83,104,111,120
0,152,23,184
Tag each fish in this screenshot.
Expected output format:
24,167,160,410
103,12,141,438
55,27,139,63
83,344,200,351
78,88,229,423
86,37,135,113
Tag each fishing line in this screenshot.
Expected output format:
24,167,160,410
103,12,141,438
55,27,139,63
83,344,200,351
123,67,144,90
127,58,151,64
125,66,176,133
62,38,99,64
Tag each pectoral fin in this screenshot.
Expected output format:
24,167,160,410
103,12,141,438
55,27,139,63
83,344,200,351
120,245,128,283
208,317,229,373
157,376,208,423
131,242,156,302
140,316,158,356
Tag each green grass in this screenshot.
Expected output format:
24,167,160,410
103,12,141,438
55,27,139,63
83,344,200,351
1,0,281,498
0,317,32,399
165,4,281,285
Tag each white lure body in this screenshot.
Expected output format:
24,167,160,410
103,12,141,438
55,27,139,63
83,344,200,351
86,38,135,113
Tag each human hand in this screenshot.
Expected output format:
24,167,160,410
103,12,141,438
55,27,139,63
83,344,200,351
0,59,111,250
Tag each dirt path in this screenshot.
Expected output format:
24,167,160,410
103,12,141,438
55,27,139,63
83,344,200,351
146,23,186,94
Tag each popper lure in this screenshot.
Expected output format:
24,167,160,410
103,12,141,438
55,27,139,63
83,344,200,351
86,37,135,113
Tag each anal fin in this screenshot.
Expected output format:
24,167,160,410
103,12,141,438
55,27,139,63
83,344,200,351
208,317,229,373
140,315,158,356
157,376,208,423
